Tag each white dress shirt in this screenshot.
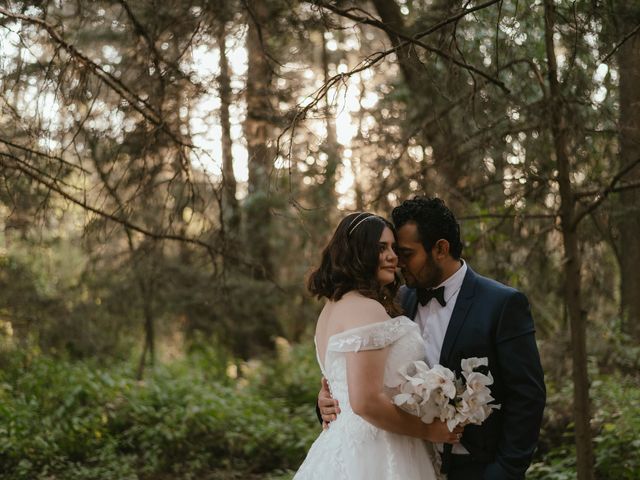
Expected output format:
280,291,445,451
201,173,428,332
415,259,469,454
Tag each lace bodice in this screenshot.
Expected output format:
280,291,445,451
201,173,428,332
315,316,425,413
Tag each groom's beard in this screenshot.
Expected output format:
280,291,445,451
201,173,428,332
422,265,444,289
402,255,443,289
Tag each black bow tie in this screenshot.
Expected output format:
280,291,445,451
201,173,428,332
417,286,446,307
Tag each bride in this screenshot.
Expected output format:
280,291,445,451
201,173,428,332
294,212,463,480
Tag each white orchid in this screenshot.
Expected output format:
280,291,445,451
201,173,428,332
423,364,457,399
457,382,500,426
419,397,442,424
393,356,501,432
465,371,494,394
447,411,468,431
393,392,416,406
461,357,488,377
393,392,421,415
413,360,431,374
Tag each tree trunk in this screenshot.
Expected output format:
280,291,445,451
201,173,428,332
244,0,273,280
136,278,156,380
617,1,640,340
217,22,240,237
320,29,340,214
543,2,594,479
371,0,467,205
91,152,158,380
240,1,281,353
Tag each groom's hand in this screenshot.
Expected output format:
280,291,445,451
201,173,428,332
318,377,340,428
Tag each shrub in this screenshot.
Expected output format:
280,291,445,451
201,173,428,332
528,373,640,479
0,342,320,479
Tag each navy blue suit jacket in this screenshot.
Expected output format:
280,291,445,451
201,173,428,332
399,266,546,480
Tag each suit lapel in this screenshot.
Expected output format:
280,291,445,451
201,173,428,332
439,267,477,367
407,291,418,320
400,286,419,320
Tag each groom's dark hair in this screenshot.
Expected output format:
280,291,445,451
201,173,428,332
391,197,463,259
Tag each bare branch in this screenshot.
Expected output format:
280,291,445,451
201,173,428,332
116,0,164,72
310,0,509,93
459,212,557,220
0,7,195,152
0,151,80,192
313,0,502,41
0,136,91,174
574,180,640,198
573,157,640,228
600,21,640,64
1,150,216,253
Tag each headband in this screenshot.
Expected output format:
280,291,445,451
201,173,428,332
347,213,378,237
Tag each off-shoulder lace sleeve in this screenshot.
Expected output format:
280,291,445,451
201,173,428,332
327,316,416,353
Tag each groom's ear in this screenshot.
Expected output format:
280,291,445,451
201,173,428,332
434,239,450,258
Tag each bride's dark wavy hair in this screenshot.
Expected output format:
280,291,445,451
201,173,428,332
307,212,401,315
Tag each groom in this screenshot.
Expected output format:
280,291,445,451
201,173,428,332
318,197,546,479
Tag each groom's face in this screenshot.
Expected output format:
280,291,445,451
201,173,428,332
396,222,443,289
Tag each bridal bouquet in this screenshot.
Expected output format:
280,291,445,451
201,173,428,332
392,357,500,431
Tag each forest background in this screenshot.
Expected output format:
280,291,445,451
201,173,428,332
1,0,639,479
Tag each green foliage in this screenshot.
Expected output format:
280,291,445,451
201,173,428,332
2,337,640,479
0,342,319,480
528,374,640,480
244,339,321,409
591,375,640,478
0,348,139,480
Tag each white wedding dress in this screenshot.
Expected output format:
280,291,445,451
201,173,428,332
294,316,439,480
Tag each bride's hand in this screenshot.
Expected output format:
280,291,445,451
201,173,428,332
318,377,340,428
423,420,464,444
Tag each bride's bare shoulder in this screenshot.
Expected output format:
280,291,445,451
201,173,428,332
333,291,390,328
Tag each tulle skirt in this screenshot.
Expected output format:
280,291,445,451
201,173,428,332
294,411,439,480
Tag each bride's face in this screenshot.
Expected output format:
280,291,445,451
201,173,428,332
376,227,398,286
